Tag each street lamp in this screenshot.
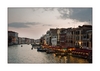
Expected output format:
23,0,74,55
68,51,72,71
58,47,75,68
79,41,82,48
79,41,81,45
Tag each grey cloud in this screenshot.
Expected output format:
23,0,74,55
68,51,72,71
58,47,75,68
32,8,92,23
42,24,59,27
42,24,52,26
70,8,92,23
31,8,55,12
31,8,40,11
57,8,70,19
57,8,92,23
26,22,39,25
8,22,40,28
43,8,54,11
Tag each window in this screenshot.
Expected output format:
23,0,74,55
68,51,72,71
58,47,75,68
87,42,89,47
76,36,79,40
87,34,89,39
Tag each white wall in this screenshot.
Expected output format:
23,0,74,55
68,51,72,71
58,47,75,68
51,36,57,46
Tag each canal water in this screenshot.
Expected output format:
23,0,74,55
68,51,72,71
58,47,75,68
8,44,89,63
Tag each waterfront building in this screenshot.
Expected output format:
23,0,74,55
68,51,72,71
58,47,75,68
56,28,61,46
8,31,18,45
74,25,92,49
21,37,25,44
51,36,57,46
46,30,52,45
39,24,92,50
59,28,67,47
44,34,50,45
18,37,22,44
82,30,92,49
49,29,58,46
34,39,40,44
66,28,75,47
30,39,34,44
25,38,29,44
40,35,45,45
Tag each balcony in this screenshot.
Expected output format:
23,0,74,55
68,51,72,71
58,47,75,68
82,38,89,41
60,41,65,42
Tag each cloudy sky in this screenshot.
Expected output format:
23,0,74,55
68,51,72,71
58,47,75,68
8,7,92,39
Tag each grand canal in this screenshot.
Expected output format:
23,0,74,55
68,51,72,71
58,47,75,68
8,44,90,63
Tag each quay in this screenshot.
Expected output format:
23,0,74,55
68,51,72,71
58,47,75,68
32,44,92,61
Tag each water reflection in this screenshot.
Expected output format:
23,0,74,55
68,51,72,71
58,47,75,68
53,53,88,63
8,44,89,63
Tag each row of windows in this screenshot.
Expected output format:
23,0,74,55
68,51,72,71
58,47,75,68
75,42,92,47
75,34,92,40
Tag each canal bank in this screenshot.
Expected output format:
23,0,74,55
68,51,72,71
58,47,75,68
8,44,90,63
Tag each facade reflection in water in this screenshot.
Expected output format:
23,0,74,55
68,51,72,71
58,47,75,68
8,44,89,63
53,54,88,63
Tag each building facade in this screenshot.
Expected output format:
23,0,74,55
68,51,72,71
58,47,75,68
49,29,58,46
82,30,92,49
74,25,92,49
39,24,92,49
59,28,67,47
51,36,57,46
8,31,18,45
66,28,74,47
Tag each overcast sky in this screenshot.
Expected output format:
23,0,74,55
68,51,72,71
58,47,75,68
8,7,92,39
